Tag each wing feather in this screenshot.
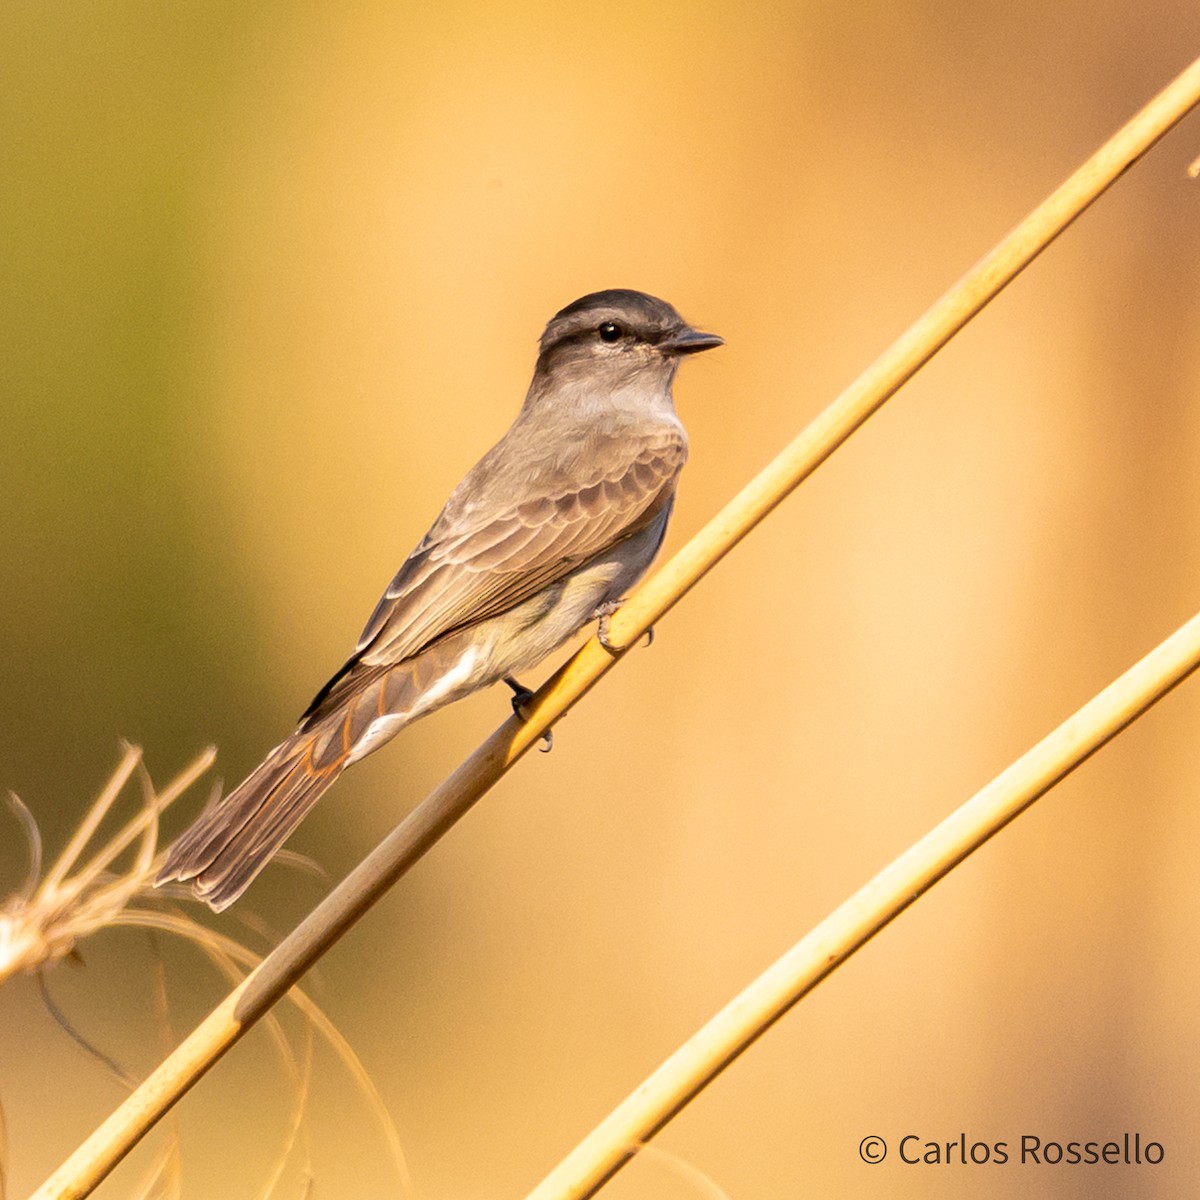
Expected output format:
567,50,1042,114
302,428,685,723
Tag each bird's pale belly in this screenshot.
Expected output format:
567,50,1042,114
344,521,663,764
489,510,668,683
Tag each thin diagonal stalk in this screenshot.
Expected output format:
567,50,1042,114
32,52,1200,1200
66,751,216,900
40,747,141,895
523,606,1200,1199
39,750,218,928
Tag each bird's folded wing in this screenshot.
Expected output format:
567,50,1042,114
300,430,685,724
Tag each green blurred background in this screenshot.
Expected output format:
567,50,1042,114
3,2,1200,1197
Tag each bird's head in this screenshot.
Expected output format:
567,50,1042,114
530,289,722,405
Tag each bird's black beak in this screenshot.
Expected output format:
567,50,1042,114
660,327,724,355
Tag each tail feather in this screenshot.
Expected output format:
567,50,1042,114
159,633,483,910
157,727,347,912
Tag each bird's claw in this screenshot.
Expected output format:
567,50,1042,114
596,612,619,656
594,603,653,655
504,677,553,752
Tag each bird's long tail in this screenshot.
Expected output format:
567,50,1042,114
159,631,489,910
156,654,428,910
155,718,352,911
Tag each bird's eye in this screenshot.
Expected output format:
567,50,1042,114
598,322,623,343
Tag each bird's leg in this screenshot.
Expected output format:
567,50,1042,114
592,601,654,655
503,676,553,752
503,675,535,714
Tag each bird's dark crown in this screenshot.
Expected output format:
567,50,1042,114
538,289,687,356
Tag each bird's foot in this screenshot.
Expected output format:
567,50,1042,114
504,676,553,752
593,601,654,655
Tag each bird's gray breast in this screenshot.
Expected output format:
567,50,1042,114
479,502,671,680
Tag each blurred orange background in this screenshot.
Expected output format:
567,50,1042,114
3,3,1200,1198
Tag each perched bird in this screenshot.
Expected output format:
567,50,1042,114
158,289,722,910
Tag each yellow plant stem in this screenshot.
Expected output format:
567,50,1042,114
32,52,1200,1200
524,607,1200,1199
